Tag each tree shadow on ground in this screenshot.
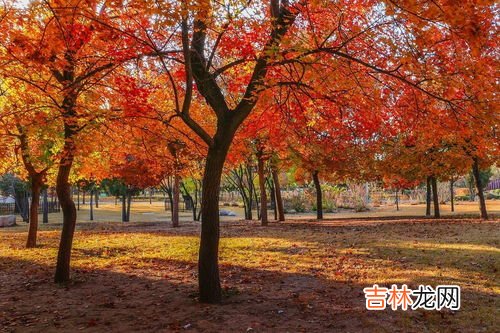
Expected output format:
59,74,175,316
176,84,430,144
0,253,497,333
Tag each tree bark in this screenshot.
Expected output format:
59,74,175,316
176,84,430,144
198,140,230,304
472,158,488,220
395,189,399,211
121,194,127,222
272,169,285,221
126,191,132,221
431,176,440,218
54,155,77,282
268,178,277,220
312,171,323,220
257,153,268,226
89,189,94,221
42,188,49,224
172,174,180,227
425,176,431,216
450,178,455,212
26,178,42,248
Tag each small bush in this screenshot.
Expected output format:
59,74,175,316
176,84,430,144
284,194,310,213
455,195,470,201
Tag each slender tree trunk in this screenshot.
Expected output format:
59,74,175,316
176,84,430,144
257,154,268,226
126,192,132,221
252,179,260,219
77,188,80,211
121,194,127,222
450,178,455,212
54,156,77,282
26,179,41,248
312,170,323,220
425,176,431,216
472,158,488,220
431,176,440,218
42,188,48,224
269,178,277,220
199,141,230,304
272,169,285,221
89,189,94,221
395,189,399,211
172,175,180,227
82,191,86,205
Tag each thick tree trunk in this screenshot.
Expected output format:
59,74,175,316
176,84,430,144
425,177,431,216
472,158,488,220
312,170,323,220
172,175,180,227
257,154,268,226
54,162,77,283
450,178,455,212
272,169,285,221
431,176,440,218
199,141,230,304
26,179,42,248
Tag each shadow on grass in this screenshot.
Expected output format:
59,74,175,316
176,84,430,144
0,252,498,333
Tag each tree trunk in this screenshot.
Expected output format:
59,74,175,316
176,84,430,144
126,192,132,221
395,189,399,211
199,141,230,304
269,178,277,220
431,176,440,218
167,188,174,217
312,170,323,220
425,176,431,216
26,179,42,248
54,160,77,283
172,175,180,227
77,188,80,211
272,169,285,221
257,154,268,226
82,191,86,205
472,158,488,220
121,194,127,222
89,189,94,221
42,188,48,224
450,178,455,212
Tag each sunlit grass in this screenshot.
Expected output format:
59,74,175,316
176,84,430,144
0,218,498,331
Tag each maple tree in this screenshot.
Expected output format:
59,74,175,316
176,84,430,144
0,0,149,282
107,0,499,302
0,0,496,307
0,80,59,247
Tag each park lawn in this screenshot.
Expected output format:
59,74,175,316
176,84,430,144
0,218,498,332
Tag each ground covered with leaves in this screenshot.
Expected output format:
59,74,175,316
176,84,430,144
0,218,498,332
